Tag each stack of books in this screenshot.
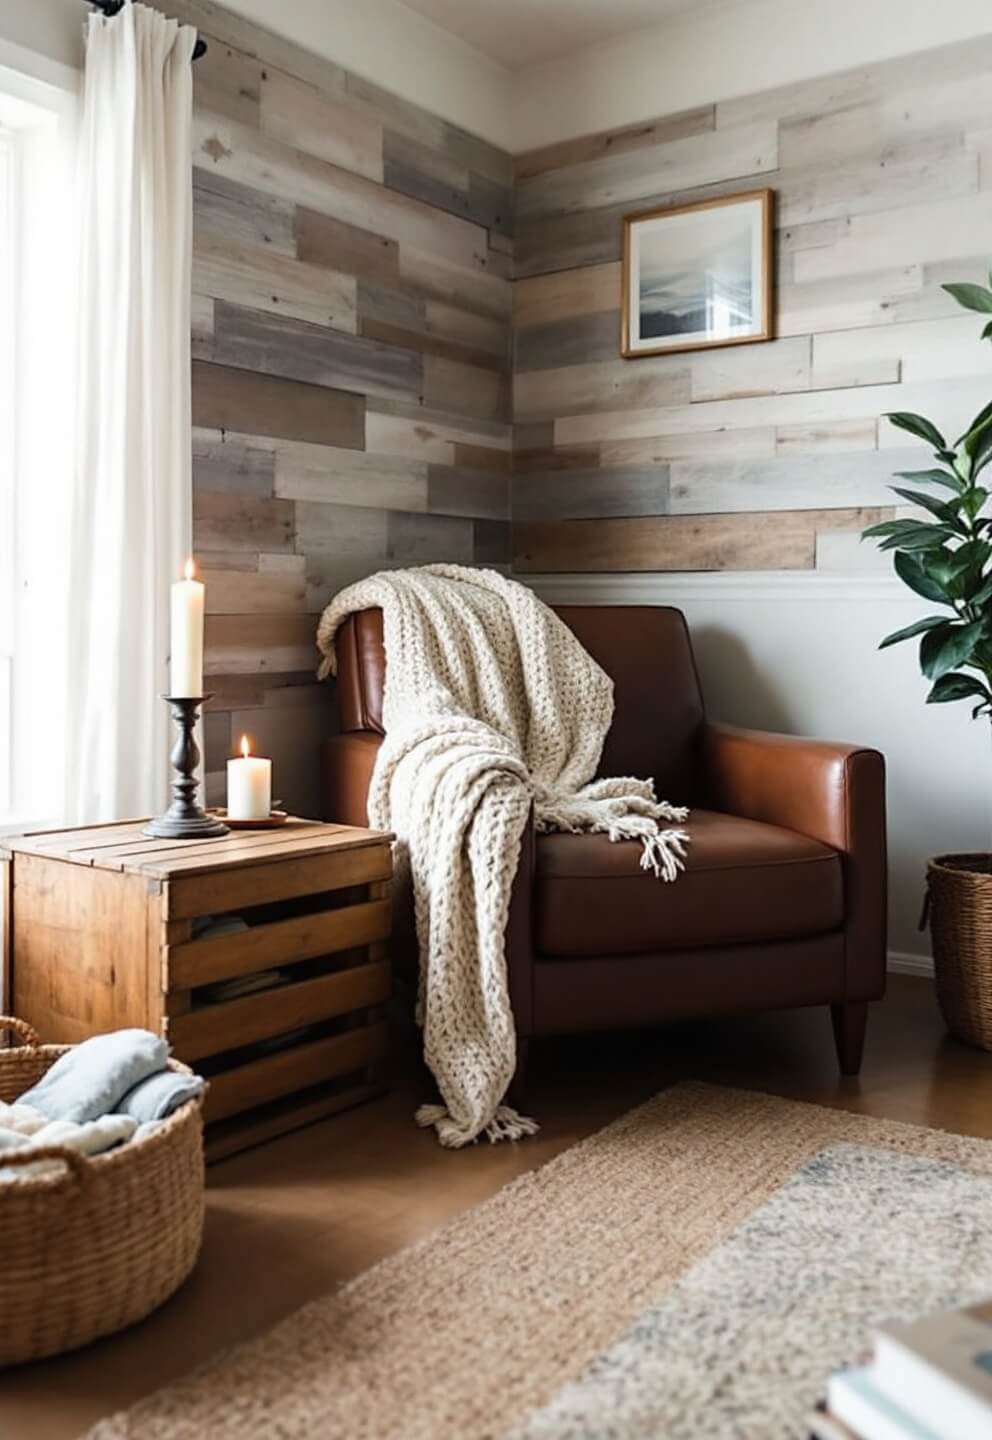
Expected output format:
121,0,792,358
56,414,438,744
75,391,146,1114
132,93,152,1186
808,1301,992,1440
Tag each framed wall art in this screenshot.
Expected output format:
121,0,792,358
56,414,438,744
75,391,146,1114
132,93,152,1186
621,188,774,358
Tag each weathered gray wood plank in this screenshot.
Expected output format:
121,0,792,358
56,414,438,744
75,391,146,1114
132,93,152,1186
513,465,670,522
211,301,423,403
514,508,889,574
192,360,365,449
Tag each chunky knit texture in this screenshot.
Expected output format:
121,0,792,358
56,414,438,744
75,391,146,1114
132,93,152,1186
316,566,689,1146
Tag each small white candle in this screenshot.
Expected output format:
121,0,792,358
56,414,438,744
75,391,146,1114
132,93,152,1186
170,558,204,698
227,735,272,820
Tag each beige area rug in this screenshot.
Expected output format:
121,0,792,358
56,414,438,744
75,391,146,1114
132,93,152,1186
88,1083,992,1439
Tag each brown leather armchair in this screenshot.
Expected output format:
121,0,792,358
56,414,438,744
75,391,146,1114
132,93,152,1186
321,604,887,1093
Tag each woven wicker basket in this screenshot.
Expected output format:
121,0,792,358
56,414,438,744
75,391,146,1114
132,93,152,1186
927,854,992,1051
0,1016,205,1367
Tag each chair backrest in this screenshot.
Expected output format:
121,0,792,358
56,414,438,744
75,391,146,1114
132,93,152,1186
335,603,706,801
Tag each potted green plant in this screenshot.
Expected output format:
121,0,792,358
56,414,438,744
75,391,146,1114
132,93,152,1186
863,275,992,1049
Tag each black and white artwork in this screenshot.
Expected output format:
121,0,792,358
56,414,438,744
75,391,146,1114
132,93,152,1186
622,190,772,358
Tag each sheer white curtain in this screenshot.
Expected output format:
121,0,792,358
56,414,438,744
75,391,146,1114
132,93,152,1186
65,3,196,824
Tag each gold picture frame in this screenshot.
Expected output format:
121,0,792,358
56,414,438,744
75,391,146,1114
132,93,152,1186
621,188,774,359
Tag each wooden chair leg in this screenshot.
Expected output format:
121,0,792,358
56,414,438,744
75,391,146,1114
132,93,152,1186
831,1001,868,1076
507,1036,530,1107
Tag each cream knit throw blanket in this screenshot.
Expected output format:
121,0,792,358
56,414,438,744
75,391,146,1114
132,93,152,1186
316,566,689,1147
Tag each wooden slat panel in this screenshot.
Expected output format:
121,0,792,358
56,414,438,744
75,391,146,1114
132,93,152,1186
170,900,391,989
166,843,392,919
668,451,914,515
513,465,669,522
516,356,692,425
515,312,619,373
192,110,488,272
194,234,357,333
170,960,390,1062
205,1022,388,1123
423,354,510,424
202,566,308,614
365,408,510,466
427,465,509,520
203,613,320,678
194,170,297,258
275,444,429,511
167,0,350,96
192,361,365,449
193,429,275,497
192,31,262,127
194,489,294,553
387,511,475,563
514,508,889,574
211,301,423,403
515,121,778,220
555,375,992,449
515,106,716,180
295,206,400,284
513,262,620,329
260,69,383,183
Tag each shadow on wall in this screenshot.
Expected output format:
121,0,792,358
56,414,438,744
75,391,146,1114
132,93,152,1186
689,623,798,735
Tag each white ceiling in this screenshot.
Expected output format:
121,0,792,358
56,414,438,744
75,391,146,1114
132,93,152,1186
400,0,736,69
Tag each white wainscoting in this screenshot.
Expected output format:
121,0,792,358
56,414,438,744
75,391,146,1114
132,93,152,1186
527,570,992,969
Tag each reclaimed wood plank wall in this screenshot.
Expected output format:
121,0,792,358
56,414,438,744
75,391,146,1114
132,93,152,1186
162,0,513,811
511,36,992,576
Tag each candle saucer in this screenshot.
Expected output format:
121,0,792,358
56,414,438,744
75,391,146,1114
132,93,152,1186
207,808,290,830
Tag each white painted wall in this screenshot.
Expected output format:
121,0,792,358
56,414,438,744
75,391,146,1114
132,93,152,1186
219,0,511,148
8,0,992,151
0,0,83,73
512,0,992,150
531,573,992,966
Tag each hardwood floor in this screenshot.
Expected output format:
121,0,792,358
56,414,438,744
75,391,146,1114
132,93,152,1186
3,975,992,1439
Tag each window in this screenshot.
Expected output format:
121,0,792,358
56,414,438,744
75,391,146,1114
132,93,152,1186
0,125,12,817
0,67,77,829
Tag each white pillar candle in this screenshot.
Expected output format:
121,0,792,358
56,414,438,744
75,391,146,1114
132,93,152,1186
170,559,204,698
227,735,272,820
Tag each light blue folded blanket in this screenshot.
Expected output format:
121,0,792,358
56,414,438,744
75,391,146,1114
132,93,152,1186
115,1069,205,1122
19,1029,168,1123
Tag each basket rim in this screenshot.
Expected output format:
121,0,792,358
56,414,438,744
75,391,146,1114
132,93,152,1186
0,1051,204,1195
928,852,992,873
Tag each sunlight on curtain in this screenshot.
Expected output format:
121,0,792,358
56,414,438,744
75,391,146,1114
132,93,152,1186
65,3,196,824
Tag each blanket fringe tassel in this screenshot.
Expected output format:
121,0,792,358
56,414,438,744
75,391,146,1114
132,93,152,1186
415,1103,540,1148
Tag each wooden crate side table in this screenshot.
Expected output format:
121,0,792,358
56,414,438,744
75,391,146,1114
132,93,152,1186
1,819,393,1160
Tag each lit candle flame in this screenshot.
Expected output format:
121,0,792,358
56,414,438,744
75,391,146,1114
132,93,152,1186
184,558,196,582
240,734,251,759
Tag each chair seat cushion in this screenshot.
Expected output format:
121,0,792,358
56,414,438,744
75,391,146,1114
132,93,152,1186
535,808,843,957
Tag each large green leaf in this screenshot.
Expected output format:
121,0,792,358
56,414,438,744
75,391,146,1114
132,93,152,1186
894,549,951,603
889,486,961,525
892,467,964,494
920,619,985,680
926,672,992,705
862,519,933,543
877,524,958,552
956,399,992,447
886,411,948,451
943,282,992,313
879,615,949,649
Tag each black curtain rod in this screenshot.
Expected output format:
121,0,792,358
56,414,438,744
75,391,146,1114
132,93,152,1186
86,1,208,60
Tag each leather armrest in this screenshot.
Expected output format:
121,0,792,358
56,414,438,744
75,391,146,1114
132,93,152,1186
702,722,887,1000
320,731,382,827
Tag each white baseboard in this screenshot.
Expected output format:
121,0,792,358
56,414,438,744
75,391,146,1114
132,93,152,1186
887,950,935,979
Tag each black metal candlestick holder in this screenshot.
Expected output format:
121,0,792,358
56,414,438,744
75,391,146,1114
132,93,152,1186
144,695,229,840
